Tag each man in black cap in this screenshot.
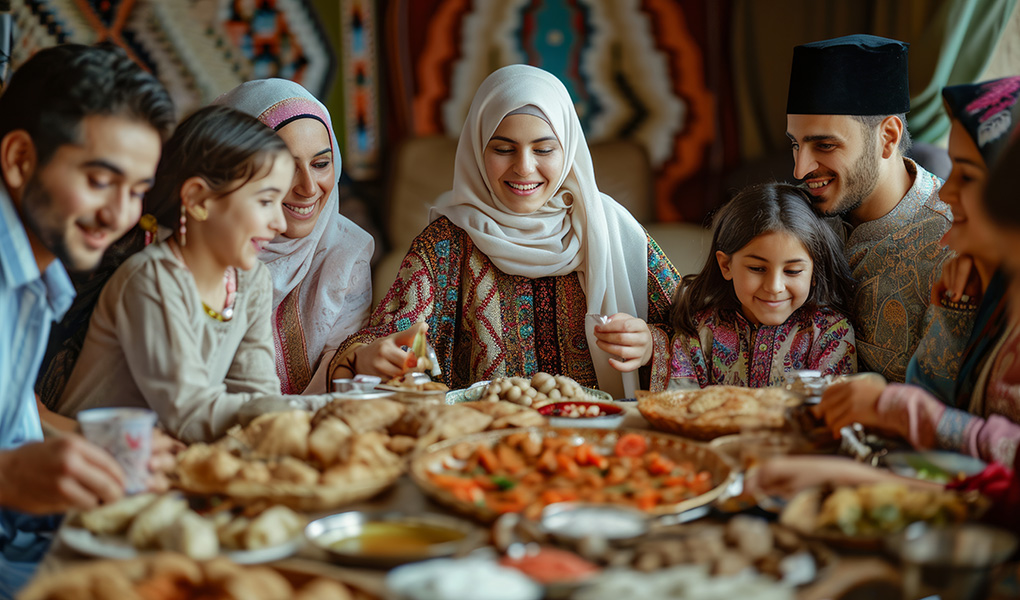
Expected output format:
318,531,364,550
786,34,951,383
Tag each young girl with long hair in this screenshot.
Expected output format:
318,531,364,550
666,182,857,388
54,106,334,443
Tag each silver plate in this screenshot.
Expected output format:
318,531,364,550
305,510,483,569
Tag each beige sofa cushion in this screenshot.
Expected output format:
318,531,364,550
375,136,710,305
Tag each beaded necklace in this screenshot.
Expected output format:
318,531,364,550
167,239,237,322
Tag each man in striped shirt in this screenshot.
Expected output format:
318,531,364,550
0,44,173,595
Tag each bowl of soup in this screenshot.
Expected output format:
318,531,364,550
305,511,482,568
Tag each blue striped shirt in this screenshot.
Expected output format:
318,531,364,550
0,186,74,597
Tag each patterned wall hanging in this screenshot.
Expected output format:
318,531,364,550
10,0,334,117
404,0,724,221
340,0,381,180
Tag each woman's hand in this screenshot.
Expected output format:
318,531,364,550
593,313,653,372
931,253,982,305
146,429,184,493
352,321,428,378
812,373,892,436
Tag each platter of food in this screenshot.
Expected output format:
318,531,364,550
446,373,613,407
174,403,406,512
173,395,550,511
495,510,834,588
410,427,733,523
20,552,380,600
636,386,800,441
883,450,987,484
60,492,305,564
778,482,987,550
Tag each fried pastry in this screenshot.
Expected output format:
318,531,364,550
175,444,244,487
416,404,493,447
81,493,157,535
242,505,305,549
157,509,219,560
270,456,320,485
307,416,353,467
127,494,188,549
242,410,311,460
332,398,406,433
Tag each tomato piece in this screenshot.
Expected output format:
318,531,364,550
614,433,648,457
477,445,501,474
648,453,676,476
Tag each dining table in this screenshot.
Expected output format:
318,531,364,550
32,401,1020,600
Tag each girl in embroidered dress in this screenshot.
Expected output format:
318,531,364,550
328,65,681,399
215,79,374,395
54,106,336,444
664,182,857,388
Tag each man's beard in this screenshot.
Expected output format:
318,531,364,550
20,175,95,273
818,143,881,219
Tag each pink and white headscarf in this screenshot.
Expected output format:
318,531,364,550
215,79,374,394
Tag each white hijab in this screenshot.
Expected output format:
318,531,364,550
430,64,648,398
214,79,373,389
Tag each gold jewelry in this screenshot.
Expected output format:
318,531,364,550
189,205,209,221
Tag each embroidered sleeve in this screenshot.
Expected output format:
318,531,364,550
811,312,857,376
644,233,682,390
667,333,701,385
906,302,977,404
328,226,443,382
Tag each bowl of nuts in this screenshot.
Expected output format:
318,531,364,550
537,401,624,429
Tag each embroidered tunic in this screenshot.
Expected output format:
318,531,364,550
842,159,950,383
664,307,856,389
329,218,680,391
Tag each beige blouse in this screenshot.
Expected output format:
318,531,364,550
55,242,329,443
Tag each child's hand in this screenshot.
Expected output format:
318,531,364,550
812,373,890,436
593,313,653,372
353,322,428,378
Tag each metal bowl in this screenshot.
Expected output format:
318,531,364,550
305,510,483,569
887,522,1018,600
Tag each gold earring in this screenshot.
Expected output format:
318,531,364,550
189,205,209,222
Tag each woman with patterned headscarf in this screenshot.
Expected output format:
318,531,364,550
328,65,681,398
215,79,374,395
816,76,1020,466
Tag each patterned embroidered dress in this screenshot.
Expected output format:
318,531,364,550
329,218,680,391
907,270,1009,406
842,159,950,383
664,306,856,389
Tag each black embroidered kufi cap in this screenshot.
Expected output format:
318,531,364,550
787,34,910,116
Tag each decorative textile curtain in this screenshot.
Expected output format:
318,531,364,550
908,0,1018,143
730,0,1015,161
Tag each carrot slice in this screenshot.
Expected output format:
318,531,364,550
496,444,526,475
478,445,501,474
614,433,648,457
556,453,580,479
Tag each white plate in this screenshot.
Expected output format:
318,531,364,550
58,525,302,564
331,390,396,401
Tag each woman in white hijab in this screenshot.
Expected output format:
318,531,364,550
329,65,680,398
215,79,374,394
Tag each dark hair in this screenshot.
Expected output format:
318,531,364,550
0,43,175,167
36,106,288,409
851,113,912,154
670,182,855,336
985,137,1020,229
146,105,289,230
